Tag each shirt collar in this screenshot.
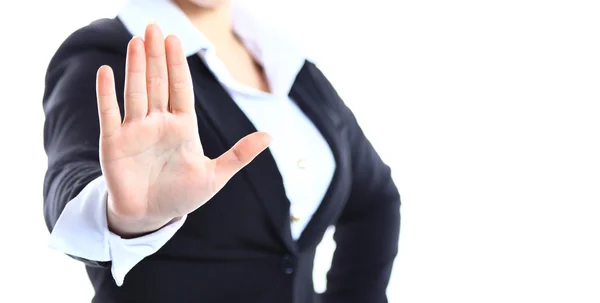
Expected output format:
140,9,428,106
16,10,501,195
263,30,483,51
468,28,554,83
118,0,311,97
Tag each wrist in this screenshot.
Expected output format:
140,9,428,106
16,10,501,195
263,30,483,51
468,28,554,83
106,196,173,238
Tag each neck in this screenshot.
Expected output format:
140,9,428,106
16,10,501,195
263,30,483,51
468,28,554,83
173,0,236,48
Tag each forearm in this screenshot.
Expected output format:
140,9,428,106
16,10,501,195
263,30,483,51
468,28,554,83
44,164,109,268
44,160,173,239
43,161,102,232
46,175,187,285
324,186,400,303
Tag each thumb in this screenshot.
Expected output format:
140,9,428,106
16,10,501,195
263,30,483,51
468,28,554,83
212,132,272,190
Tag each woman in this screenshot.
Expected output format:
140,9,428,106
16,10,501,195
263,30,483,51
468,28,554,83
42,0,400,302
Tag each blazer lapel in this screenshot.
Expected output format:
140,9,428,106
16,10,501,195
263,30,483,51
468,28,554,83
290,62,352,249
187,56,296,252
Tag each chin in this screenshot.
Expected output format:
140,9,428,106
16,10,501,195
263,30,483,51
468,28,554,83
188,0,229,8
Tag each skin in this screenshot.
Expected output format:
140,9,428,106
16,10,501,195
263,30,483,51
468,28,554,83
173,0,271,92
98,0,271,237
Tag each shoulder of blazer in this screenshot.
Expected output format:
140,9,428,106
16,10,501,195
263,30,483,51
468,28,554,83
295,61,347,128
51,17,131,64
43,18,131,100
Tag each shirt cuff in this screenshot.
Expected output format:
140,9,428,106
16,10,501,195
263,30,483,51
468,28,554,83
48,176,186,286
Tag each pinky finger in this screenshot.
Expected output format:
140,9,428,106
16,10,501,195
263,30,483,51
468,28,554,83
96,65,122,138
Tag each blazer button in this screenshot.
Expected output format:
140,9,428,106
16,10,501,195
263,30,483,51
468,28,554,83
281,254,296,275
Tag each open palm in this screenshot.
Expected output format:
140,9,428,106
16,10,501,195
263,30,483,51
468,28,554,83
96,24,270,235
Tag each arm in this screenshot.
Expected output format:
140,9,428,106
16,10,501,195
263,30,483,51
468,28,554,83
315,67,401,303
43,24,270,286
42,48,124,256
42,48,185,285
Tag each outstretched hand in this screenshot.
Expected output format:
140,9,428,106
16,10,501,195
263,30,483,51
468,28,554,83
95,23,271,237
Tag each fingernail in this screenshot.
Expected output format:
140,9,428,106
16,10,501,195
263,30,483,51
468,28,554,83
263,133,273,145
148,19,156,25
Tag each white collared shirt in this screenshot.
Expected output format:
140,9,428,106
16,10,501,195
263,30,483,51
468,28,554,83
48,0,335,286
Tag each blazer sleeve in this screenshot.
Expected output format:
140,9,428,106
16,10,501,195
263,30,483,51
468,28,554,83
314,66,401,303
42,44,127,268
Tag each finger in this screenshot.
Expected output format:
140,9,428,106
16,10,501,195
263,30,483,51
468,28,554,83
124,36,148,121
213,132,272,190
96,65,122,137
165,34,194,114
144,23,169,112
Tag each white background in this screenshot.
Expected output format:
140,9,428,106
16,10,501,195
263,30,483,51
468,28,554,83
0,0,599,302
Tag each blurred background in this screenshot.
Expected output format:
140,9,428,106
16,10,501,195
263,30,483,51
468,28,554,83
0,0,599,302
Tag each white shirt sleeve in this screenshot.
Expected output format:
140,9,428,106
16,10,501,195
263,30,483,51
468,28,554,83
47,176,186,286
